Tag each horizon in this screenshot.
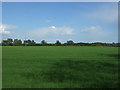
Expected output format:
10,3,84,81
1,38,119,44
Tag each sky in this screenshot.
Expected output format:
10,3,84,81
2,0,120,2
1,2,118,43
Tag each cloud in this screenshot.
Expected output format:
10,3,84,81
45,19,53,23
29,26,74,38
80,25,117,42
86,4,118,24
81,26,102,33
0,29,10,34
50,26,56,29
0,24,17,34
81,26,110,36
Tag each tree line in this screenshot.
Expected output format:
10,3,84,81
0,38,120,47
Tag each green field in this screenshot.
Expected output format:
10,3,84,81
2,46,119,88
0,46,2,89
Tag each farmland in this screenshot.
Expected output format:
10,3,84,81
2,46,119,88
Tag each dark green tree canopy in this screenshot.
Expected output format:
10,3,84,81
55,40,61,45
41,40,47,44
1,38,120,47
13,39,22,46
67,40,74,44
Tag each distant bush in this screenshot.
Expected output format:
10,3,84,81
1,38,120,47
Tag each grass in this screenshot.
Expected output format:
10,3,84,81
2,46,119,88
0,46,2,89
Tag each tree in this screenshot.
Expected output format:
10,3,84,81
31,40,36,46
13,39,22,46
24,40,27,46
55,40,61,45
27,40,32,46
112,42,120,47
23,40,36,46
7,38,13,46
2,40,9,46
66,40,74,45
41,40,47,45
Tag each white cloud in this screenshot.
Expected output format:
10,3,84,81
81,26,102,33
0,24,17,34
86,4,118,24
80,25,117,42
45,19,53,23
50,26,56,29
81,26,111,36
0,29,10,34
29,26,74,38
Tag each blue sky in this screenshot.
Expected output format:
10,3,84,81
1,2,118,43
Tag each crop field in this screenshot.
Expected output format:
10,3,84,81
2,46,119,88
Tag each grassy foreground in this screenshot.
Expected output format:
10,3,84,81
2,46,119,88
0,46,2,89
